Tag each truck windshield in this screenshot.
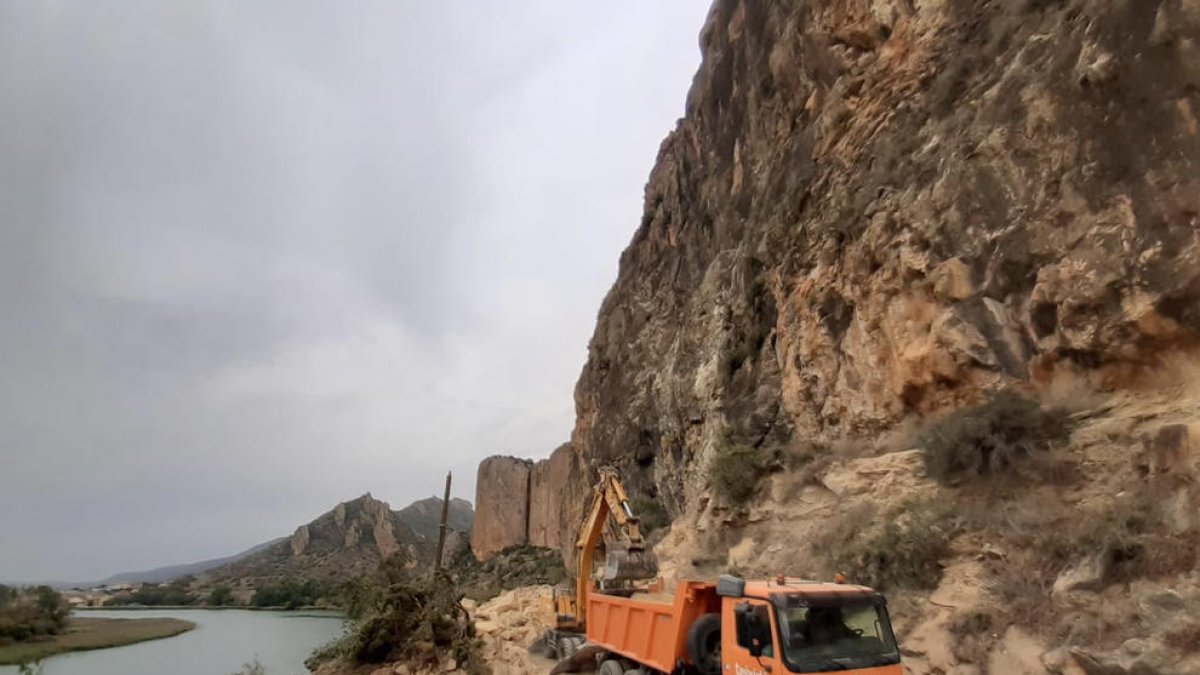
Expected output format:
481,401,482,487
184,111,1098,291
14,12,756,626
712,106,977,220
774,600,900,673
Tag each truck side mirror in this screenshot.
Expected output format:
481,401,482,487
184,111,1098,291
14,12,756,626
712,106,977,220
734,603,765,657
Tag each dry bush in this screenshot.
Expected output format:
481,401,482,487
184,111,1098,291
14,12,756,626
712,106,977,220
947,610,997,666
1048,494,1196,583
309,568,487,674
709,440,773,505
979,489,1198,644
916,391,1072,482
947,610,994,637
824,500,956,591
1038,364,1110,413
992,560,1062,639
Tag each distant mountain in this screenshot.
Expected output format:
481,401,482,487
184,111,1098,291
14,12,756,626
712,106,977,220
395,496,474,541
98,538,285,586
203,493,474,586
85,494,474,590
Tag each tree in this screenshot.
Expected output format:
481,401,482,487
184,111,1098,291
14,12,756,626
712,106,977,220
0,586,68,642
252,580,326,609
208,586,235,607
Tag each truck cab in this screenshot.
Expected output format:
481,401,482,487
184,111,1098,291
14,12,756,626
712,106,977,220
720,576,902,675
580,575,902,675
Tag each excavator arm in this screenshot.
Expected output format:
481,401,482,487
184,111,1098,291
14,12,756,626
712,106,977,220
568,467,659,630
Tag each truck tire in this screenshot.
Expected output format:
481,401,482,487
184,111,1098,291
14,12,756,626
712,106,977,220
599,659,625,675
686,613,722,675
556,634,583,659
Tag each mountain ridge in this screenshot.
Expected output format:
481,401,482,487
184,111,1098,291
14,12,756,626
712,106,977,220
98,538,286,586
86,493,474,589
202,493,474,586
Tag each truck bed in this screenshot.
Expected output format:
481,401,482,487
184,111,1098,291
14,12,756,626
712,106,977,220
585,582,720,673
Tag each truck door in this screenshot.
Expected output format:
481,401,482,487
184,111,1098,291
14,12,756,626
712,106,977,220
723,598,785,674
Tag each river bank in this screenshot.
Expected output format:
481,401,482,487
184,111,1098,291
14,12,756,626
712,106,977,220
0,617,194,665
0,609,343,675
76,604,337,612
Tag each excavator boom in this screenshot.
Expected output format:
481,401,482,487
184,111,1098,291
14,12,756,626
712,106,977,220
534,467,662,663
565,467,659,630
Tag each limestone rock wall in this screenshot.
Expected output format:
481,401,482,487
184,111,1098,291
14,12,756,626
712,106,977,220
472,446,592,562
470,456,533,559
210,493,473,584
528,444,589,559
569,0,1200,517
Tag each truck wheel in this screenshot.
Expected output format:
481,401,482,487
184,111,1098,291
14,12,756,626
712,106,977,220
599,659,625,675
686,613,721,675
556,634,582,659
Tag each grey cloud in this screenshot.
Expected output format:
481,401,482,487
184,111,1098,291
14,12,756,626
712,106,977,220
0,1,706,581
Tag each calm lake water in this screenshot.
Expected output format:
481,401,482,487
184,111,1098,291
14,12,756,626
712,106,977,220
0,609,345,675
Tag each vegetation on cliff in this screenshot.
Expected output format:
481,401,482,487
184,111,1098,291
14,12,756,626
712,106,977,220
917,391,1073,481
448,545,567,603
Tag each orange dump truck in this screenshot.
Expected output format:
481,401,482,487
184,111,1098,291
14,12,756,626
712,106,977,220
581,575,902,675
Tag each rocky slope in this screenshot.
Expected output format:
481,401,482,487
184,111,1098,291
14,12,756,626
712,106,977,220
467,0,1200,672
575,0,1200,523
208,494,473,587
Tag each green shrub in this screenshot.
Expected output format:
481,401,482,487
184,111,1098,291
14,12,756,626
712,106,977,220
0,586,68,643
826,500,955,590
710,440,773,504
445,545,565,604
207,586,235,607
917,392,1071,482
251,580,327,609
108,582,197,607
629,497,670,534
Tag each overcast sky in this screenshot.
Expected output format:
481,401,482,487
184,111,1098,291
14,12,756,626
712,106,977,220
0,2,708,582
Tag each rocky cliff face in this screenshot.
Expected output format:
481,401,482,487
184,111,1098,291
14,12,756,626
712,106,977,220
570,0,1200,518
464,3,1200,668
210,493,474,584
471,447,589,561
526,1,1200,672
396,496,475,542
471,457,531,559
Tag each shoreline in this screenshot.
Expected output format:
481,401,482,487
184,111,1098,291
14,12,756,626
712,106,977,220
0,617,195,665
76,605,341,613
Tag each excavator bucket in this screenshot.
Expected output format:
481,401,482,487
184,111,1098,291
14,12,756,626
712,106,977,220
602,547,659,582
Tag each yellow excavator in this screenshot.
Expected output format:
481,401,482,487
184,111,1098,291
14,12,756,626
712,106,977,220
536,467,660,659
